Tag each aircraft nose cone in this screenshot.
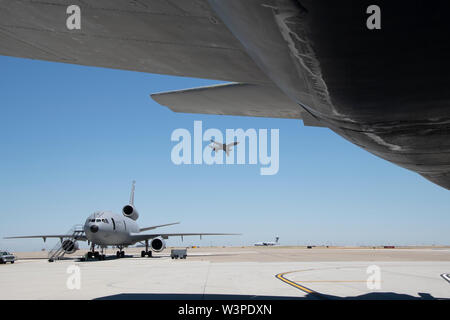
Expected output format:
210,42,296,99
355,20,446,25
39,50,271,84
90,225,99,233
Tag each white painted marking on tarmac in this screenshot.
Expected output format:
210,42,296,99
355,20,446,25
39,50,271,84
441,274,450,284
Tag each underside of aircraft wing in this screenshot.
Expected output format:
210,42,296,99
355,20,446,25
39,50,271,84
0,0,269,84
130,232,240,242
2,0,450,190
151,82,325,126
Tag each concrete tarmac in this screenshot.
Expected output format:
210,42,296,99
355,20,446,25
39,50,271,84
1,247,449,300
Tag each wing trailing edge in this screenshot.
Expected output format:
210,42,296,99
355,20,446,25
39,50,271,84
151,83,326,127
139,222,180,232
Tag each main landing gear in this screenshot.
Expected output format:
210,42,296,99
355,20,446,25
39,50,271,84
116,246,125,258
141,240,152,258
141,250,152,257
116,250,125,258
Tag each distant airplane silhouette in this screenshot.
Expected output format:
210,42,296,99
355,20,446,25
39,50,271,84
209,139,239,156
254,237,279,246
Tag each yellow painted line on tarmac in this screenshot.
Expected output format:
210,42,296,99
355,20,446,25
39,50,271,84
301,280,369,283
276,268,381,298
275,270,318,295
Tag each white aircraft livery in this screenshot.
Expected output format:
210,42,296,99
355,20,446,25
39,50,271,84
254,237,279,246
5,182,239,261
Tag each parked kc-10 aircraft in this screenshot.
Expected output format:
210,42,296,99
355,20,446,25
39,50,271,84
4,182,239,261
1,1,450,190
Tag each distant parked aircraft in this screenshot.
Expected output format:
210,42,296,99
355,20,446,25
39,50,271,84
254,237,279,246
209,139,239,157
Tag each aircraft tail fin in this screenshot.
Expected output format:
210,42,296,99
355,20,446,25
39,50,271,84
129,180,136,206
275,236,279,243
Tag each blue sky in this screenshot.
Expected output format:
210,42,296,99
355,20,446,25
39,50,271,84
0,56,449,252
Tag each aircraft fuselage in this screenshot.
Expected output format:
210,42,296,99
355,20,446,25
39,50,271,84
84,211,139,246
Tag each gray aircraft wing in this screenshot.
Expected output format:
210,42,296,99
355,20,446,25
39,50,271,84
139,222,180,232
0,0,323,124
0,1,326,124
4,234,87,242
0,0,270,84
130,233,240,242
151,83,325,126
210,140,223,148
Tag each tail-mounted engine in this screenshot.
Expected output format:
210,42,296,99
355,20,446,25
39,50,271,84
150,236,166,252
122,204,139,220
61,239,79,254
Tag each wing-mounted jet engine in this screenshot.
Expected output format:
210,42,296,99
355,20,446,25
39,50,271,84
61,239,79,254
150,236,166,252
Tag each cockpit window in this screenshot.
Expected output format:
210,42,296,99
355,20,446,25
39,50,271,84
89,218,109,223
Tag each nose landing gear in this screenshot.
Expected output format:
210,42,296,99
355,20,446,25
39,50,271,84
87,243,106,260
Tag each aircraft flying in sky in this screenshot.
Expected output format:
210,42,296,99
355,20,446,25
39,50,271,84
209,139,239,156
1,1,450,190
4,182,239,261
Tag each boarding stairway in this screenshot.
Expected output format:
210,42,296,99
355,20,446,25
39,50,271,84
48,224,84,262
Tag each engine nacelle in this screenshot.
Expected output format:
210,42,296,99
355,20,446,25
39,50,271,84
61,240,79,254
122,204,139,220
150,237,166,252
